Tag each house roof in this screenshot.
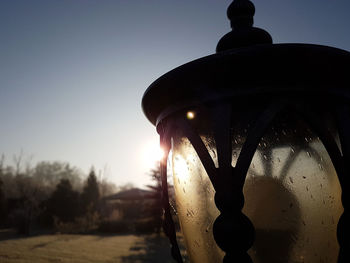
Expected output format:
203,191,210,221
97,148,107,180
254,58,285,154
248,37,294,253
103,188,155,201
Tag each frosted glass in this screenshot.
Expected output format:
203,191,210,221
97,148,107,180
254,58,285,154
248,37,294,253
171,114,343,263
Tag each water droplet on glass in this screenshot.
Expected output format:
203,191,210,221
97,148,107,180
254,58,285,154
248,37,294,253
205,225,210,233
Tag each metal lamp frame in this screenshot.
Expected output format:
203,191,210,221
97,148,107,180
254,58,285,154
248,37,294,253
157,95,350,263
142,1,350,262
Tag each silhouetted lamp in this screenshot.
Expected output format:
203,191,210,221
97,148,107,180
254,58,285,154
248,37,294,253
142,1,350,262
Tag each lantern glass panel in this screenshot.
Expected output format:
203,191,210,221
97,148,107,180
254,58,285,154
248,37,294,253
171,109,343,263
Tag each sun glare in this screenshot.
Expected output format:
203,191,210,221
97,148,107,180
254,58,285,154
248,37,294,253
142,141,165,168
186,111,195,119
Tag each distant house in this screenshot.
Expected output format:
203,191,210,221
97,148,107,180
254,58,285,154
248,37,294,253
104,188,155,201
100,187,176,234
99,188,157,233
101,188,154,222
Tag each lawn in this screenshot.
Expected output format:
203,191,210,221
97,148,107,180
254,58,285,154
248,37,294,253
0,229,182,263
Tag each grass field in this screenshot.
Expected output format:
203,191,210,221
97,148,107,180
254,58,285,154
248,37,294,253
0,229,182,263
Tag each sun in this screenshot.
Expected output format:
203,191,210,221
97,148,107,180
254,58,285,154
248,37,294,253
141,140,165,168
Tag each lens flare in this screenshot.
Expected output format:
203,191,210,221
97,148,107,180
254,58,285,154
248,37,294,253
142,141,165,168
187,111,195,119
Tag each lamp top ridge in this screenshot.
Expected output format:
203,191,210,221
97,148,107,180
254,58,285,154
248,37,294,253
216,0,273,52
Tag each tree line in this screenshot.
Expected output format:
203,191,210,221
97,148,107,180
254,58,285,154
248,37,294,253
0,154,116,234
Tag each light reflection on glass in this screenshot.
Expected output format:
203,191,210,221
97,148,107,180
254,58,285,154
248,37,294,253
187,111,196,120
171,115,343,263
172,137,223,263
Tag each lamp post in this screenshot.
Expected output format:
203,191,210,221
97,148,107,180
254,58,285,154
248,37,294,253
142,1,350,262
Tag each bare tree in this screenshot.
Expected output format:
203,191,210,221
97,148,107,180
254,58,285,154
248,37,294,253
97,164,117,198
13,150,24,176
0,154,5,175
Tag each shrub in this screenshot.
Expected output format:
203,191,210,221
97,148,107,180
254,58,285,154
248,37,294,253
134,217,160,234
98,219,132,234
53,210,100,234
9,208,29,234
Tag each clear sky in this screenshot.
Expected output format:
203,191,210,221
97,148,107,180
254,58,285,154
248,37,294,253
1,0,350,188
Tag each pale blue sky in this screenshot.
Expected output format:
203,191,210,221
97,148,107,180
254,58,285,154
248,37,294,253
1,0,350,187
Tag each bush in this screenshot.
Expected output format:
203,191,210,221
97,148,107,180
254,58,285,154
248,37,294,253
53,210,100,234
54,217,79,234
76,209,100,233
134,217,160,234
9,208,30,234
98,219,132,234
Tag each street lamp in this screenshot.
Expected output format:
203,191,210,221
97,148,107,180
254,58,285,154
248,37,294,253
142,1,350,262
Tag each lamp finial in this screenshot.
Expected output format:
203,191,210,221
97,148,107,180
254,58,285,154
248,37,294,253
216,0,272,52
227,0,255,29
